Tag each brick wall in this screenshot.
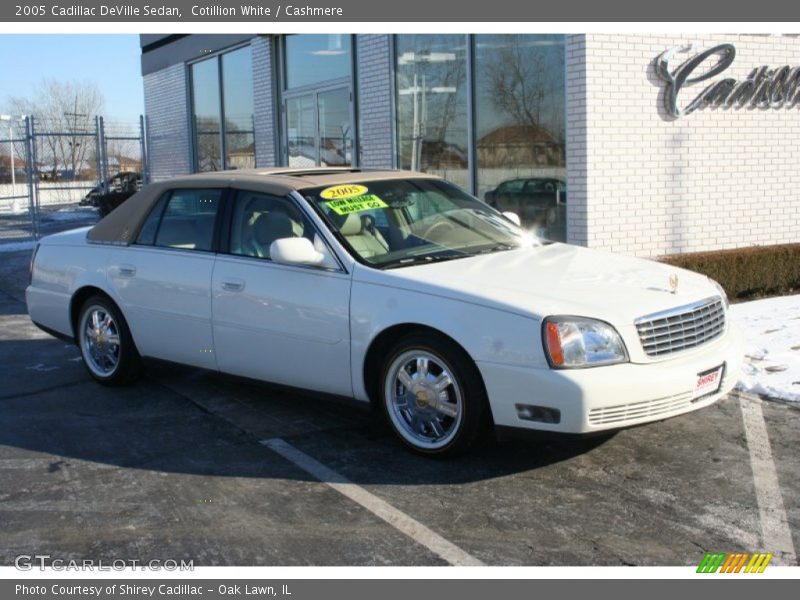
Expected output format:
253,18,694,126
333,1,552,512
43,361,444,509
356,34,395,168
252,35,278,168
567,34,800,257
143,63,192,181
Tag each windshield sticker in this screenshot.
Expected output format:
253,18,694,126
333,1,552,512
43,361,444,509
320,184,369,200
326,194,388,215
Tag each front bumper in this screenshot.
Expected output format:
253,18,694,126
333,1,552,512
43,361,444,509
478,324,744,433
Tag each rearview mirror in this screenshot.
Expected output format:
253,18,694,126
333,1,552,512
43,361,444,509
502,211,522,227
270,237,325,266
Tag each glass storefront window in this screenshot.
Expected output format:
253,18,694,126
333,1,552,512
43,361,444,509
190,45,255,172
395,35,469,190
318,87,352,166
475,34,566,241
222,46,255,170
395,34,566,242
191,58,222,172
286,95,316,168
285,35,352,89
281,35,353,168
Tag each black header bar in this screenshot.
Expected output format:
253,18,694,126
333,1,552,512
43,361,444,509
3,0,800,22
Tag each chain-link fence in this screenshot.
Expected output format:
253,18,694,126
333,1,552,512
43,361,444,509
0,115,148,246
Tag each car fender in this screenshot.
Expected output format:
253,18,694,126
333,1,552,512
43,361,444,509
27,241,115,339
350,278,547,402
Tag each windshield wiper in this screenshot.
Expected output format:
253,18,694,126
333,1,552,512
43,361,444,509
379,252,470,270
470,243,516,255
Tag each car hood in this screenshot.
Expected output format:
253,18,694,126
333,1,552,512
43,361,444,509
355,243,720,326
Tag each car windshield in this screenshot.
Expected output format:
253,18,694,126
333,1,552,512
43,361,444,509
304,177,535,268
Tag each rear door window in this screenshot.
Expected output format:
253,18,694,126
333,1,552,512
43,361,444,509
498,180,525,194
154,189,223,251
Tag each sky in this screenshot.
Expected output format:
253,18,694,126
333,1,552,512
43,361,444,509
0,34,144,122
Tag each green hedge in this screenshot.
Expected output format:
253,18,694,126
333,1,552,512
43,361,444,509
660,244,800,301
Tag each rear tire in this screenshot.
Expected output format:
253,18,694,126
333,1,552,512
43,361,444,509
77,295,141,386
379,333,490,457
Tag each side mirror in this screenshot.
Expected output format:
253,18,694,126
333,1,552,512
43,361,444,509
502,211,521,227
270,237,325,266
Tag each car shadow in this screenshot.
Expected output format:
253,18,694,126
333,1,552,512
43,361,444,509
0,301,26,316
0,340,614,486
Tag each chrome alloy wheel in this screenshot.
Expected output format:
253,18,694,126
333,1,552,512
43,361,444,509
384,350,463,450
80,305,121,378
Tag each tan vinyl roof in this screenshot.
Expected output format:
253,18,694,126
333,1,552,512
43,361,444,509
87,168,438,245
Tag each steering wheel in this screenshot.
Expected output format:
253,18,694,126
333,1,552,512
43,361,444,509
421,219,457,243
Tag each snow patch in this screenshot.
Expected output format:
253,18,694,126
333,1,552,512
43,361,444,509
45,207,98,222
730,294,800,402
0,240,35,253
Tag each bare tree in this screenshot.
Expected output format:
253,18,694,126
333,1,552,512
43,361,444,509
194,116,222,172
5,78,104,180
484,35,562,134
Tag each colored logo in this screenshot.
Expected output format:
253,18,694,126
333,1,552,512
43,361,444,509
696,552,773,573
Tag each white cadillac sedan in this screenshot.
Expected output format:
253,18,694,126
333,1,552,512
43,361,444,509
26,169,744,456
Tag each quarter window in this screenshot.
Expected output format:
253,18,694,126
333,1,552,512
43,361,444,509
135,193,169,245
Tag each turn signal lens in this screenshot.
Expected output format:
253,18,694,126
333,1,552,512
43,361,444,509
545,321,564,367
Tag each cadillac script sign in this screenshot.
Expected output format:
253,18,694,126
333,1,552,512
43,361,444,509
657,43,800,117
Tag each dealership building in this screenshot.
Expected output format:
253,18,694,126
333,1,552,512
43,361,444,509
141,33,800,256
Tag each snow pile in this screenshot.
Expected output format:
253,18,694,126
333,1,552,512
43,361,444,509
0,240,35,253
45,207,98,222
729,294,800,402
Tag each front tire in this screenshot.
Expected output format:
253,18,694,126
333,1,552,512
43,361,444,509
379,333,489,457
77,295,140,386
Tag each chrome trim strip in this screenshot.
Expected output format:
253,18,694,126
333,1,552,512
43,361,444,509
634,296,723,325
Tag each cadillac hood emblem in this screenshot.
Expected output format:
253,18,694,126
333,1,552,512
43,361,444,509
669,273,679,294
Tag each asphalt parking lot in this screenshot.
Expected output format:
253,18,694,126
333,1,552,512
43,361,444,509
0,234,798,566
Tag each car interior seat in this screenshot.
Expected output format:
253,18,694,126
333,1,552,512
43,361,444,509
339,212,390,259
251,211,295,259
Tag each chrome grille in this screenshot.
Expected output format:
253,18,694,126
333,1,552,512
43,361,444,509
636,297,726,358
588,392,694,426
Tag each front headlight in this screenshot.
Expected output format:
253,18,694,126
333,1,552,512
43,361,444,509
543,317,628,368
709,278,729,308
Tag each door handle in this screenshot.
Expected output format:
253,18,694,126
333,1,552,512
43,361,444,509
221,279,245,292
118,265,136,277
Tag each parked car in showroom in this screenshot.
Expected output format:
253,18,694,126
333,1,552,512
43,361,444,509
26,168,743,456
484,177,566,231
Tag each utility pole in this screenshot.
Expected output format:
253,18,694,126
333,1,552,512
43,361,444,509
397,50,456,172
64,95,87,179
